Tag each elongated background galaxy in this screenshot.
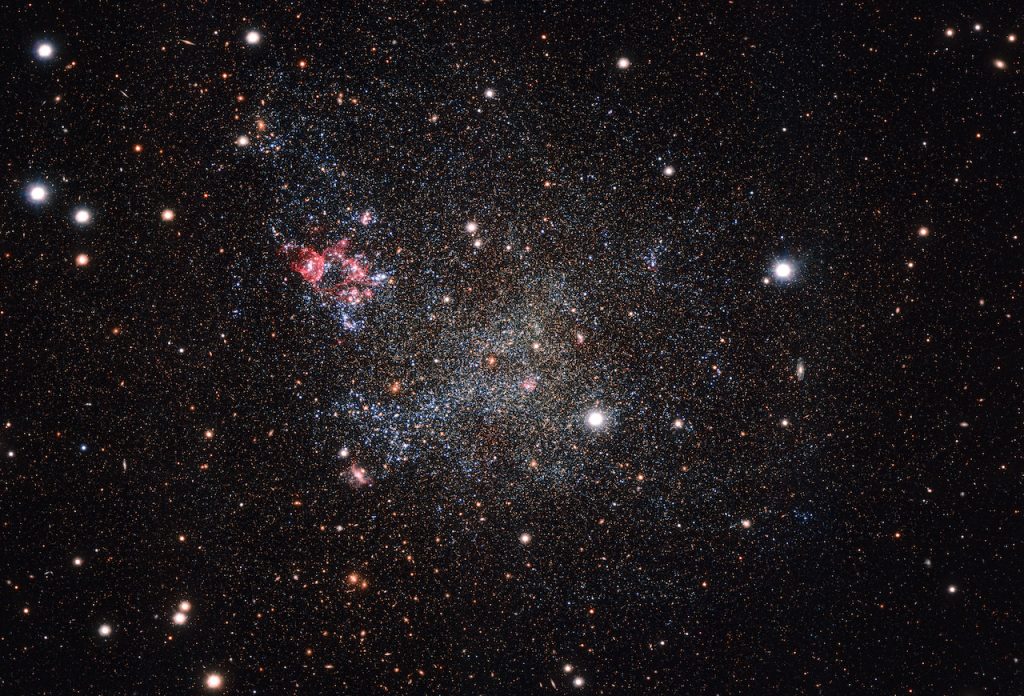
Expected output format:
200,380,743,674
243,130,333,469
2,1,1023,693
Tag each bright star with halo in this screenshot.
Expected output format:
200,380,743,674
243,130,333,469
773,261,794,280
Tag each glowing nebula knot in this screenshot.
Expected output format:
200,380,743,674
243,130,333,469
285,238,385,306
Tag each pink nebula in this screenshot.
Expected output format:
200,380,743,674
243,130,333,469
290,247,325,284
285,239,381,305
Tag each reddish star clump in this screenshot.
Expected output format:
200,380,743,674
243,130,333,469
290,246,325,283
285,239,380,305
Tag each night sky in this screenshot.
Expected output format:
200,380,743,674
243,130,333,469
3,1,1023,693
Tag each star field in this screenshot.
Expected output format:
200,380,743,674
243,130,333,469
2,2,1023,693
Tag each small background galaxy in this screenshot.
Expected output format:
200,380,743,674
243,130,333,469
2,1,1023,693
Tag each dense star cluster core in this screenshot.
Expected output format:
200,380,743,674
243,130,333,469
2,2,1023,694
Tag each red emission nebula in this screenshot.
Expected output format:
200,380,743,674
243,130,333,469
284,239,379,305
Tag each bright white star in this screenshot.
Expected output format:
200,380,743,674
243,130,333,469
28,184,49,203
773,261,793,280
